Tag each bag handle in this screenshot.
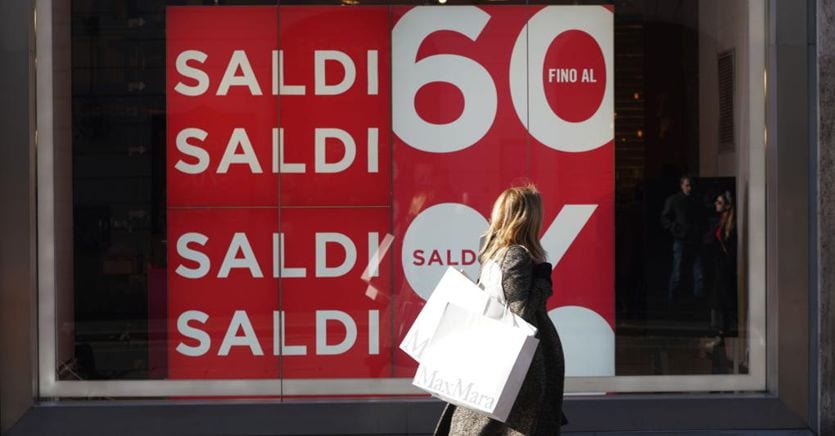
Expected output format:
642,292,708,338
480,296,519,327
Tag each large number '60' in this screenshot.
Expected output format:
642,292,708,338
393,6,613,154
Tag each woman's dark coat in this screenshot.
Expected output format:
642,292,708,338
434,245,566,436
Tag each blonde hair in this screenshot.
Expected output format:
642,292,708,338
479,185,547,264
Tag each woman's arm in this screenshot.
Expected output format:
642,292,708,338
501,245,534,321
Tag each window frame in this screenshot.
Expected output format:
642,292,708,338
36,0,768,398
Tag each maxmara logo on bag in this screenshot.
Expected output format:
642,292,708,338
416,366,496,411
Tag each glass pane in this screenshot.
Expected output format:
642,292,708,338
67,0,281,382
62,0,761,393
277,5,395,380
389,3,537,378
609,0,748,376
165,4,281,382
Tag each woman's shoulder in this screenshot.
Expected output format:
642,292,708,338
501,245,533,267
505,244,530,255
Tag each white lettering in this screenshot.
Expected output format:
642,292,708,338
316,310,357,355
368,310,380,355
582,68,596,83
314,128,356,174
315,232,357,277
273,233,307,278
176,232,210,279
176,310,211,357
218,128,263,174
314,50,356,95
272,128,306,173
174,50,209,96
367,50,379,95
273,50,306,95
367,232,380,278
547,68,577,83
367,128,379,173
218,310,263,356
218,232,263,278
176,232,389,279
217,50,263,95
175,128,210,174
416,368,496,410
173,310,383,356
273,311,307,356
541,205,597,266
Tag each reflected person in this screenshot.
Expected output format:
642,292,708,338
660,174,704,301
707,191,737,335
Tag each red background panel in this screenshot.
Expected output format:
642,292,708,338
278,7,392,207
533,142,615,328
167,208,279,379
391,6,534,376
167,6,279,207
390,5,614,375
279,207,393,378
166,5,614,382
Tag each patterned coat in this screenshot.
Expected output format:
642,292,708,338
434,245,566,436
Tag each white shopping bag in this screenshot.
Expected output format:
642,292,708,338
412,302,539,422
399,267,536,362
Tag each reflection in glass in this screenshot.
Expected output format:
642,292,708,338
65,1,753,387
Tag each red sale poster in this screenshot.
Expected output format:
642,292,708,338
390,5,614,378
167,7,279,208
166,5,613,389
167,208,280,379
278,7,391,207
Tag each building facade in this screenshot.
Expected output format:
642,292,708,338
1,0,833,434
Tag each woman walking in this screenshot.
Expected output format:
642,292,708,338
434,185,566,436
